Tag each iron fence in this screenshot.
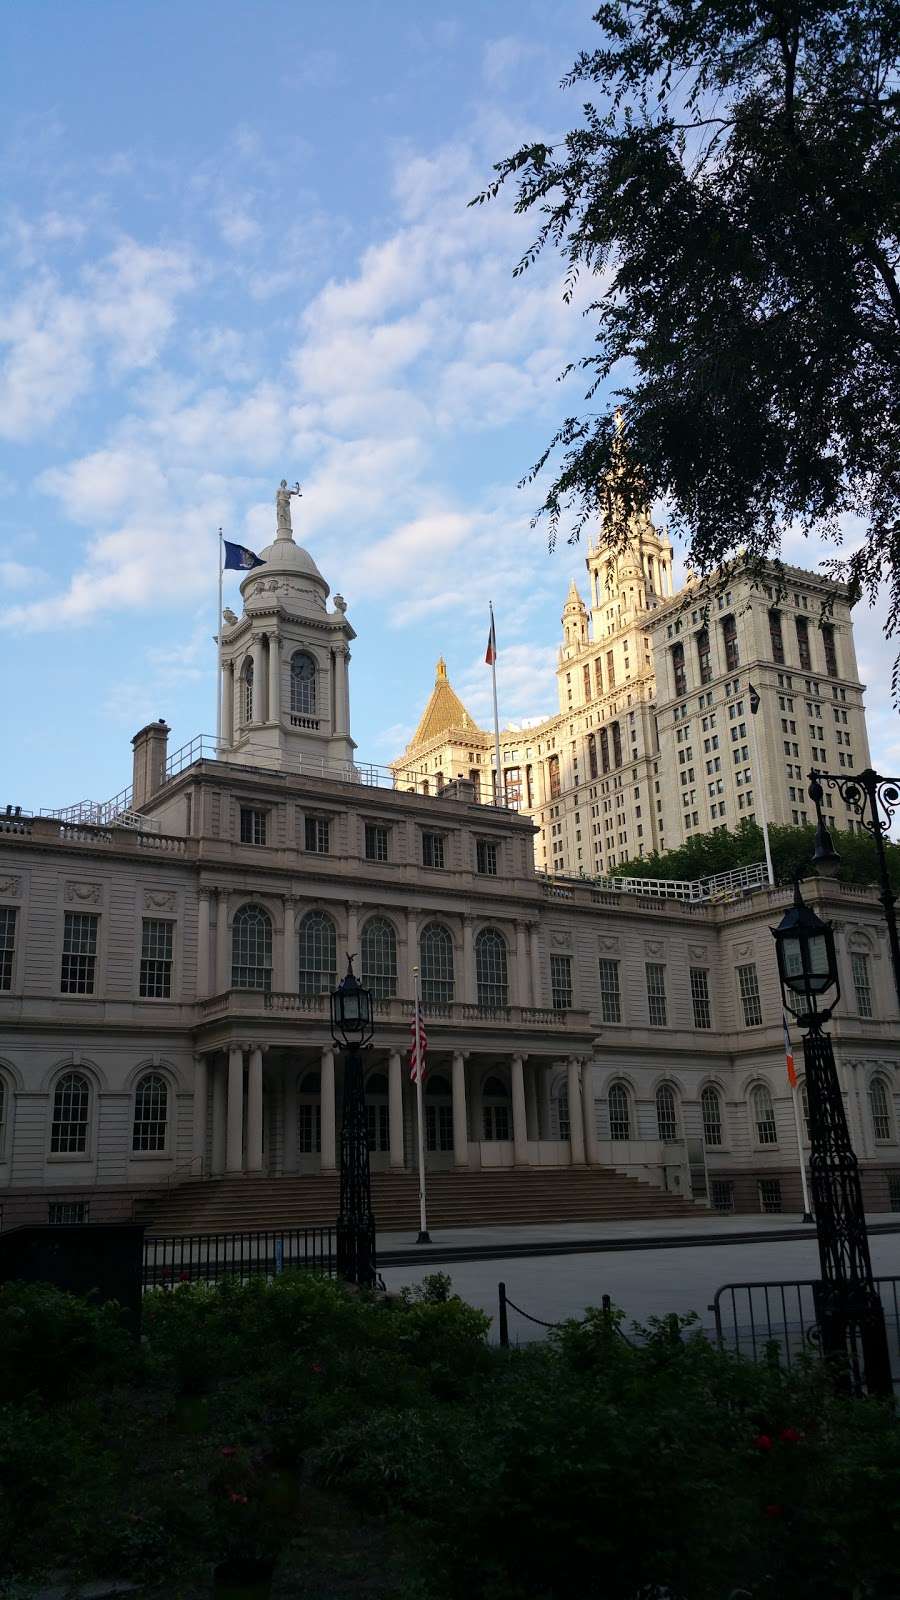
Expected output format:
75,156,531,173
143,1227,335,1289
709,1276,900,1384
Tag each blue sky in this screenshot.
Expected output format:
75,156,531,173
2,0,898,816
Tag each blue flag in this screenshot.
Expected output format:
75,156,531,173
223,540,265,572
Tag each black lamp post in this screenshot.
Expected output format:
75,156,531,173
808,768,900,1010
330,956,377,1287
771,880,892,1397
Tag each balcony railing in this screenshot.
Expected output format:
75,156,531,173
197,990,588,1034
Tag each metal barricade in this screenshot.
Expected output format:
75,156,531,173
142,1227,335,1289
709,1276,900,1383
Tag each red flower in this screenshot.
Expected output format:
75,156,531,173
227,1490,248,1505
179,1271,190,1282
753,1434,773,1452
311,1362,325,1375
780,1426,803,1444
765,1504,784,1519
220,1446,238,1458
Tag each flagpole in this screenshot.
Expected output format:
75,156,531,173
216,527,224,754
413,965,430,1244
489,601,503,805
748,684,775,886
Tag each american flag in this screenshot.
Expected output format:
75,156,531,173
409,1012,428,1083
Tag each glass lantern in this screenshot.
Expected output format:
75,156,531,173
330,957,375,1050
771,879,839,1019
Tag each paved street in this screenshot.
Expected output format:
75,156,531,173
379,1223,900,1343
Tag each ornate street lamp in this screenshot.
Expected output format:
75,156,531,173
771,880,892,1396
808,768,900,1008
330,956,377,1287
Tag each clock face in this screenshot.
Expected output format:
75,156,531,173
295,654,316,680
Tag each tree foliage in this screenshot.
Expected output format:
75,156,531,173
474,1,900,674
610,817,900,889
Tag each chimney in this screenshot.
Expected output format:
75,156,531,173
131,719,170,809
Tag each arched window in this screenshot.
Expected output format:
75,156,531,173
701,1085,723,1147
51,1071,90,1155
425,1074,453,1152
475,928,508,1008
360,918,397,1000
232,904,273,991
290,651,317,716
297,911,336,996
366,1071,389,1151
420,923,454,1006
869,1077,893,1142
298,1071,321,1154
608,1082,631,1141
132,1073,168,1152
242,657,254,724
656,1083,679,1143
482,1076,510,1141
751,1083,777,1146
556,1084,570,1141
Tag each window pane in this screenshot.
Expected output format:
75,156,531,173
298,912,336,996
231,904,273,991
476,840,498,876
852,953,873,1018
701,1086,722,1146
132,1073,168,1152
646,963,667,1027
60,913,98,995
361,918,397,999
140,919,173,999
752,1084,777,1145
690,967,711,1029
869,1078,892,1141
0,906,16,991
475,929,508,1008
422,832,445,869
240,807,266,845
420,923,454,1005
737,964,763,1027
550,954,573,1009
304,816,330,854
365,824,389,862
51,1072,90,1154
656,1084,678,1142
609,1083,630,1141
598,959,621,1024
290,651,317,717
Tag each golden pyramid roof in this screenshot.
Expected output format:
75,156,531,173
410,657,483,748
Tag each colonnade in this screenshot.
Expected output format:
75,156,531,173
191,1048,598,1175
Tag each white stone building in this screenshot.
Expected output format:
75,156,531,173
0,491,897,1230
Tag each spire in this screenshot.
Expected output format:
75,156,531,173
435,656,447,681
409,658,483,747
563,578,586,611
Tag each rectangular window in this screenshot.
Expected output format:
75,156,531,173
600,729,610,775
722,615,739,671
304,816,330,854
0,906,16,991
796,617,811,671
595,658,603,696
48,1201,89,1225
366,1103,389,1153
550,954,573,1010
690,967,712,1029
606,650,615,689
239,807,267,846
822,624,838,677
672,643,686,698
851,952,873,1018
422,831,445,869
888,1175,900,1211
598,959,621,1024
737,963,763,1027
364,823,389,862
298,1104,322,1154
476,840,498,876
425,1103,454,1152
611,723,623,767
758,1178,783,1215
139,919,173,999
696,628,711,684
646,962,667,1027
583,662,591,699
769,610,785,664
711,1180,735,1213
60,912,98,995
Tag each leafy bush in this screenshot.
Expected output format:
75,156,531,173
0,1281,133,1401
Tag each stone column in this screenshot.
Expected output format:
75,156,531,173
268,633,280,727
388,1050,404,1168
192,1055,208,1168
529,926,542,1008
515,924,529,1007
222,661,234,747
197,891,212,998
246,1046,264,1174
233,660,242,735
226,1045,244,1173
320,1047,337,1170
525,1063,540,1142
250,636,266,723
211,1059,226,1175
282,1064,298,1174
581,1060,600,1165
282,897,297,994
462,918,475,1003
567,1056,586,1166
333,647,348,736
452,1050,469,1166
215,890,229,994
511,1055,529,1165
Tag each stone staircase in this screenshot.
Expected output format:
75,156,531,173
136,1166,699,1235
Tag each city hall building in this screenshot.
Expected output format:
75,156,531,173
0,491,897,1233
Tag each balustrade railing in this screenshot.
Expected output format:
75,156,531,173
198,991,586,1031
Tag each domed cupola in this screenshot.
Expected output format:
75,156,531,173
218,480,356,773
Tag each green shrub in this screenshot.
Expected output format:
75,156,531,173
0,1281,133,1402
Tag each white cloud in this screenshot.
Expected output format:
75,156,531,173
0,558,46,590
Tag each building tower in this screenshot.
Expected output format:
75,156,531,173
218,483,356,773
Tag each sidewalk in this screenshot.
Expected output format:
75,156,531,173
376,1210,900,1266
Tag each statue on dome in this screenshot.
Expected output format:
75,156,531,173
276,478,302,536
